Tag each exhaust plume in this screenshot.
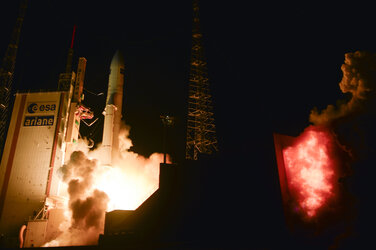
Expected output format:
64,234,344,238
304,51,376,247
44,124,164,246
309,51,376,125
45,151,109,246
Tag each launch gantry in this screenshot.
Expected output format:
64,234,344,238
0,0,28,157
185,0,218,160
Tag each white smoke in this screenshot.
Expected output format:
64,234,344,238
306,51,376,248
43,124,165,246
309,51,376,125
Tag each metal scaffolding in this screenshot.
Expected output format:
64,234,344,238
0,0,28,157
185,0,218,160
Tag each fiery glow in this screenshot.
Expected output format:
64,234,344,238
95,155,161,211
43,126,164,247
95,166,142,210
283,127,336,218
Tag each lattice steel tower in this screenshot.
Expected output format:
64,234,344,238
0,0,28,157
185,0,218,160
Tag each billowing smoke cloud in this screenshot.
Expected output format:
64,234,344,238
309,51,376,125
70,189,109,230
305,51,376,248
44,124,164,246
45,151,109,246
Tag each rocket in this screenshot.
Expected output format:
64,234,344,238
102,50,125,165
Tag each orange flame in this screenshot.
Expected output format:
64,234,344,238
44,126,165,247
94,153,163,211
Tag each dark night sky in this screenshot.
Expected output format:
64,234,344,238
2,1,376,248
2,1,376,155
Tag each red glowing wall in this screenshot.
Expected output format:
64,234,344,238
273,126,342,224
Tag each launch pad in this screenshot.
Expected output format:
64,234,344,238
0,45,126,247
0,0,221,247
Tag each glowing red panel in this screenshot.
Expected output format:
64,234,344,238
283,127,335,218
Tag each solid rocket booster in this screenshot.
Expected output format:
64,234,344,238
102,50,125,165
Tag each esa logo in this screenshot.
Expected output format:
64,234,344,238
27,102,56,114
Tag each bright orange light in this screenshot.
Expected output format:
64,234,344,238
94,163,159,211
283,127,335,218
44,128,164,247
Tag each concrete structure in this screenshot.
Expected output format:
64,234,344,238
102,50,125,165
99,158,216,248
22,198,66,248
0,90,72,240
0,54,90,247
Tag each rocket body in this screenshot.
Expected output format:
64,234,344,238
102,50,125,165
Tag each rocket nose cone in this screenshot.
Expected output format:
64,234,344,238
111,50,125,66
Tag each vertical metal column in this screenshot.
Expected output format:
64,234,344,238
185,0,218,160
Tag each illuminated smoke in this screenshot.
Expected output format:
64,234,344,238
283,126,337,218
310,51,376,125
276,51,376,247
43,125,164,246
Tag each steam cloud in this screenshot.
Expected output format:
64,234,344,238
309,51,376,125
44,124,164,246
306,51,376,248
45,151,108,246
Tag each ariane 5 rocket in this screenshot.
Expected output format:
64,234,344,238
102,50,125,165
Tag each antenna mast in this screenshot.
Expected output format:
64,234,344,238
185,0,218,160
